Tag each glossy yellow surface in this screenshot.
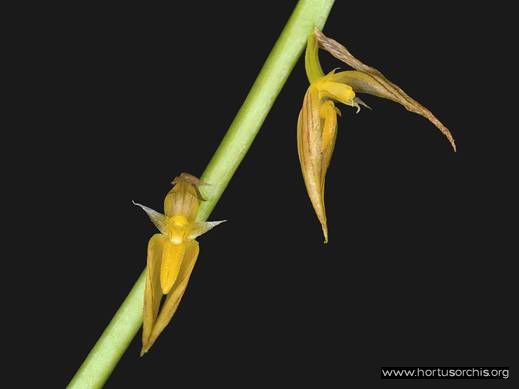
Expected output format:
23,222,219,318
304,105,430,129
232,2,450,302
298,38,362,243
135,173,225,355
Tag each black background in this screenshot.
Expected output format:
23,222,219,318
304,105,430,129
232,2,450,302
10,1,516,387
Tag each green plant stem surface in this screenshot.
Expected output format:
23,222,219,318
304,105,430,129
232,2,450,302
67,1,334,387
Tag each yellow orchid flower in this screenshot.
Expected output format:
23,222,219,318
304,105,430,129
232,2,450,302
298,29,456,243
134,173,225,355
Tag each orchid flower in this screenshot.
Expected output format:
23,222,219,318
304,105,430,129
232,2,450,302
297,29,456,243
134,173,225,355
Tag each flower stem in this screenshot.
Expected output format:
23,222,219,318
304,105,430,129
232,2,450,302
67,1,334,387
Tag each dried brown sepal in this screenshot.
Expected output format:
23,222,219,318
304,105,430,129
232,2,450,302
297,86,342,243
314,29,456,151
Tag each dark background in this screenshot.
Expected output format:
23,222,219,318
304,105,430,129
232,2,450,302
10,1,516,387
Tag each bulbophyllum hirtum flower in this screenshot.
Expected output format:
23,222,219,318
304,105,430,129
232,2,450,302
298,29,456,243
134,173,225,355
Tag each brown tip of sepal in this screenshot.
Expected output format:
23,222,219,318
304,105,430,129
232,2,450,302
172,172,206,201
141,336,153,356
172,172,201,186
322,224,329,244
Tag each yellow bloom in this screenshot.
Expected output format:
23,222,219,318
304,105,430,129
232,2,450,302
298,30,456,243
134,173,225,355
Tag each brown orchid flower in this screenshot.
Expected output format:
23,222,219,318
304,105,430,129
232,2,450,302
297,29,456,243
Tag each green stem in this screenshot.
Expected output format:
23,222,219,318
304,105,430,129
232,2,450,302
67,1,334,387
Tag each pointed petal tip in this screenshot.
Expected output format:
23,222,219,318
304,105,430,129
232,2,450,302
140,342,150,356
132,200,148,210
188,220,227,240
321,224,329,244
160,283,173,295
450,138,457,152
431,119,456,152
438,126,456,152
354,97,372,111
